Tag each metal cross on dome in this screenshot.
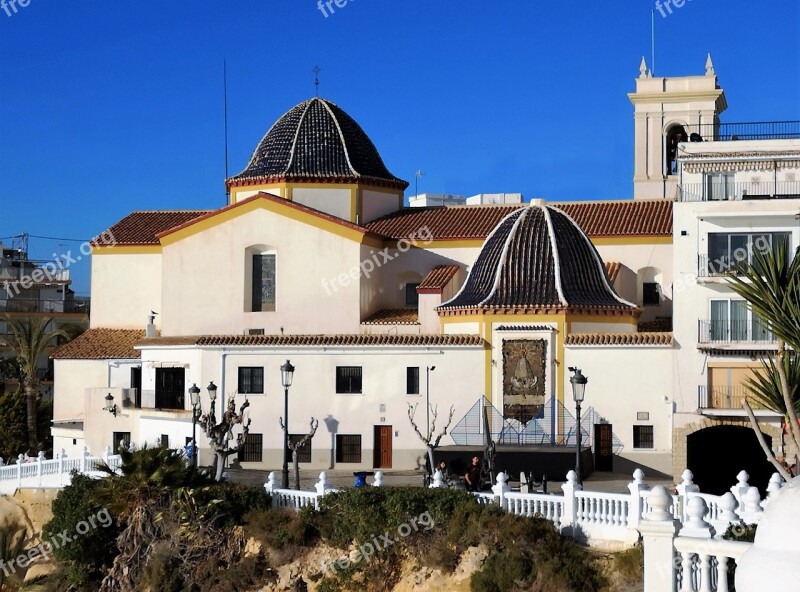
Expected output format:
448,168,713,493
313,65,321,97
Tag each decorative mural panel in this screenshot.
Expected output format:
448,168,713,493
502,339,547,423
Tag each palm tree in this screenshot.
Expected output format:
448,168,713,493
746,351,800,416
0,317,67,454
728,239,800,478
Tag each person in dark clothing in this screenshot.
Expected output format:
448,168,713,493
464,455,482,492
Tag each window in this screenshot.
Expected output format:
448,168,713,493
130,367,142,408
633,425,654,449
642,283,660,306
709,299,774,343
336,366,362,394
155,368,185,410
406,367,420,395
707,232,790,275
112,432,131,453
252,254,276,312
239,433,263,462
238,367,264,394
705,172,735,201
336,434,362,463
405,283,420,307
289,434,313,463
160,434,169,448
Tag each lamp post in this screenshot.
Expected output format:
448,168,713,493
425,366,436,436
280,360,295,489
207,381,217,470
569,367,587,486
188,383,201,467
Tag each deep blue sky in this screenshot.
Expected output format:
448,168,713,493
1,0,798,294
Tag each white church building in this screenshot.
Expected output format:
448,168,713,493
51,57,799,489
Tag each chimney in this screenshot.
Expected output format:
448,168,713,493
146,311,157,338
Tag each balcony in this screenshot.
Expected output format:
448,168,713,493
697,320,776,347
0,298,90,314
680,181,800,202
697,385,781,419
0,267,70,283
680,120,800,143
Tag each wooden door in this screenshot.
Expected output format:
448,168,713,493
373,426,393,469
594,423,613,472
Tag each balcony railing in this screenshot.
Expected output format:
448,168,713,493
0,267,70,283
679,181,800,202
680,120,800,142
698,385,763,410
0,298,90,314
697,254,742,278
154,391,185,411
697,320,776,345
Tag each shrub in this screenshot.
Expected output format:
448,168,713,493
722,521,757,543
190,482,271,528
244,507,311,549
0,517,26,591
612,544,643,584
42,473,121,582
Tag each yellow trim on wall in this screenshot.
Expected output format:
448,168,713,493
351,188,358,223
230,183,288,204
92,246,162,255
590,236,672,246
159,197,377,247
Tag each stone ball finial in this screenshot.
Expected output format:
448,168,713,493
681,469,694,485
646,485,673,521
633,468,645,484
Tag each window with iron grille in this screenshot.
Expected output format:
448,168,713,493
289,434,313,463
633,425,654,449
252,254,276,312
238,367,264,394
407,367,420,395
336,434,362,463
239,433,263,462
336,366,362,394
155,368,185,410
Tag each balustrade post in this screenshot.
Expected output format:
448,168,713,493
738,486,763,524
492,472,510,509
16,454,24,487
372,471,383,487
264,471,277,494
560,470,581,536
58,449,67,486
730,470,750,513
640,486,681,592
762,473,784,509
627,468,648,530
81,446,90,473
36,451,45,486
680,496,715,539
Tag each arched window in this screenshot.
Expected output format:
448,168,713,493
665,124,688,176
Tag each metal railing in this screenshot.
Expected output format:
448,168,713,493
697,320,776,344
698,385,762,410
0,267,70,283
680,120,800,142
680,181,800,202
0,298,90,314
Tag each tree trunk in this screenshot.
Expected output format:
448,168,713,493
744,400,792,480
293,449,300,490
215,451,226,481
24,377,38,455
777,341,800,455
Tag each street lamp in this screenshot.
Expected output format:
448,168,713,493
280,360,295,489
425,366,436,436
569,367,588,485
188,383,201,467
104,393,118,417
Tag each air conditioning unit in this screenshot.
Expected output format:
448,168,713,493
246,329,265,336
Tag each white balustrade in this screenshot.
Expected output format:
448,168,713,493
673,537,750,592
575,491,630,528
504,492,563,523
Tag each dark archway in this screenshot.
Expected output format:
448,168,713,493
687,425,773,495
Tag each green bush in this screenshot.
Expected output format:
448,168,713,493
245,507,312,549
0,389,52,459
470,550,531,592
42,473,121,581
0,517,27,590
612,544,643,584
189,482,271,528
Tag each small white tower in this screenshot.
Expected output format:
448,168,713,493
628,55,728,200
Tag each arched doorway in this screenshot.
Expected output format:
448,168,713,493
687,425,773,495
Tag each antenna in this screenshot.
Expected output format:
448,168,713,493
224,59,230,205
415,170,423,199
313,65,321,97
651,9,656,76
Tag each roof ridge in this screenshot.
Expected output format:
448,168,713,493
318,99,360,177
285,99,315,176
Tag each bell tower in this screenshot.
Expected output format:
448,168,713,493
629,55,727,200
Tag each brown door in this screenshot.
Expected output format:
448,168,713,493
373,426,393,468
594,423,613,472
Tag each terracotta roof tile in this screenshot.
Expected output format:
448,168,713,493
605,261,621,284
364,200,673,240
52,329,145,359
417,265,460,293
93,211,210,246
361,309,420,325
565,332,674,346
137,334,485,348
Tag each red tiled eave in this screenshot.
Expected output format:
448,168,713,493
417,265,460,294
52,329,146,359
565,332,674,346
136,334,485,348
361,309,420,325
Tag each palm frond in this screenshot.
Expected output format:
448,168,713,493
746,352,800,416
